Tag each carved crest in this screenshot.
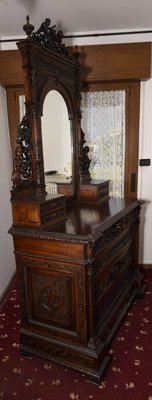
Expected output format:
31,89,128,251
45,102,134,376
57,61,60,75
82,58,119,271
23,15,70,57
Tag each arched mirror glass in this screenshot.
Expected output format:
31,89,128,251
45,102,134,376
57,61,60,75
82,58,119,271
41,90,73,196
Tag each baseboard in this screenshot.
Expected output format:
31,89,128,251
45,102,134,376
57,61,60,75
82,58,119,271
0,271,16,305
139,263,152,270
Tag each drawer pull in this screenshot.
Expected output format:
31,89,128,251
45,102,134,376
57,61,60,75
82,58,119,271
44,262,50,268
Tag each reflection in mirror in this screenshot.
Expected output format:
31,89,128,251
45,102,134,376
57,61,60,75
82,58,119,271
41,90,72,195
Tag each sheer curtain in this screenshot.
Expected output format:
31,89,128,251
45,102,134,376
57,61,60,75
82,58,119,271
81,90,126,197
19,95,25,121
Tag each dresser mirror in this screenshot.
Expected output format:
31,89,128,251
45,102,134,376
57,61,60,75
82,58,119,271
41,89,73,195
10,15,88,203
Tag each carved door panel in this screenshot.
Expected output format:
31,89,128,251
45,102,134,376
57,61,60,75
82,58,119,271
16,256,87,344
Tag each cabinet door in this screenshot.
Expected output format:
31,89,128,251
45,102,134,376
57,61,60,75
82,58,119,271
16,256,87,344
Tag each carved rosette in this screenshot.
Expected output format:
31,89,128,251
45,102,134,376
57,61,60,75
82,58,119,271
11,112,33,189
33,273,71,324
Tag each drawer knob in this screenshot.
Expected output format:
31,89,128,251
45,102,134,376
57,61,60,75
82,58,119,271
51,212,56,218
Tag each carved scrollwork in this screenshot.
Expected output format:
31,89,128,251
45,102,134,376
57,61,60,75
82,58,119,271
40,286,61,311
79,128,91,183
113,216,129,236
89,236,104,258
32,271,71,325
11,112,33,189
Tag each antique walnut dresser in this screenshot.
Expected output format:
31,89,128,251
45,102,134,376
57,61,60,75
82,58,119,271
9,16,146,383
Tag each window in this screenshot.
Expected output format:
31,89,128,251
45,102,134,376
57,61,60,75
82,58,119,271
81,82,140,199
81,90,126,197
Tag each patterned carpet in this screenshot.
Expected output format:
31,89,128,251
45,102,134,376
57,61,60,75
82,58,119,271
0,270,152,400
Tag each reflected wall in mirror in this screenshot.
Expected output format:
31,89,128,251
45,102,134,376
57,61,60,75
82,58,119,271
41,90,73,195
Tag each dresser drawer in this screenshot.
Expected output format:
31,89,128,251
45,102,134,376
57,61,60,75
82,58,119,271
12,193,66,228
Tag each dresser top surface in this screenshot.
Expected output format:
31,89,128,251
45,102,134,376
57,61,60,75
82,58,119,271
46,197,140,237
10,197,140,242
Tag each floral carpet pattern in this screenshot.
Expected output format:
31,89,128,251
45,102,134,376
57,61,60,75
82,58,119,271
0,270,152,400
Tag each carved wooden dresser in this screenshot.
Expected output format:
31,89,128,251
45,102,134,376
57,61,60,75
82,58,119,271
9,16,146,383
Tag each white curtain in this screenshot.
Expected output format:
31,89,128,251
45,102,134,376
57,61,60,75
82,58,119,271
19,95,25,121
81,90,126,198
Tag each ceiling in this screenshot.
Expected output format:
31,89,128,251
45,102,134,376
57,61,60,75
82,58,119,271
0,0,152,39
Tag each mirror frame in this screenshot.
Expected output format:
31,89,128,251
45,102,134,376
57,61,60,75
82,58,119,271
11,16,91,203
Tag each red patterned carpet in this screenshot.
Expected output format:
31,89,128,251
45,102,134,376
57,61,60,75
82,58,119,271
0,270,152,400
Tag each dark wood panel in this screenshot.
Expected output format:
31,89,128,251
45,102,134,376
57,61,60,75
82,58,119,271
124,82,140,198
16,256,87,343
77,42,151,82
0,42,151,86
0,50,23,85
13,236,86,262
6,86,24,159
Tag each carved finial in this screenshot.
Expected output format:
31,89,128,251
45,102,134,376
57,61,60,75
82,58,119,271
23,15,34,37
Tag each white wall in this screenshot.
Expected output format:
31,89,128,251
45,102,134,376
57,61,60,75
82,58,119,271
138,78,152,264
0,86,16,298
